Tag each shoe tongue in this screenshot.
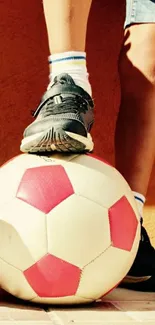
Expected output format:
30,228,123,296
54,73,75,85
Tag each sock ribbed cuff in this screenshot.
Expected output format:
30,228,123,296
48,51,86,64
132,191,145,219
132,191,146,204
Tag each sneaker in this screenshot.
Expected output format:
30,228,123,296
20,73,94,153
120,221,155,287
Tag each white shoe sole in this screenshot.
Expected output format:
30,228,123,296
20,128,94,153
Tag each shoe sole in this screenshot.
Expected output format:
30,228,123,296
121,275,151,284
20,127,94,153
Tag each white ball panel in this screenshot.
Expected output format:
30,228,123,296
77,246,135,300
31,295,93,305
0,157,26,206
69,154,115,177
47,194,110,268
46,154,139,223
64,163,132,209
0,198,47,270
42,153,79,162
65,155,140,216
0,259,36,300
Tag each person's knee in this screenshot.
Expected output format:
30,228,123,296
119,24,155,89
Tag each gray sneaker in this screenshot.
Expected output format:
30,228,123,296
20,73,94,153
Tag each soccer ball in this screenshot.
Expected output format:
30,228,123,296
0,153,140,305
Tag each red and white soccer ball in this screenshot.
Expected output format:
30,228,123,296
0,153,140,304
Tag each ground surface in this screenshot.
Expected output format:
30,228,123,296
0,287,155,324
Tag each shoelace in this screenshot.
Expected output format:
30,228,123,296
32,95,89,118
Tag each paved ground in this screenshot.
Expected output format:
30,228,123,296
0,287,155,324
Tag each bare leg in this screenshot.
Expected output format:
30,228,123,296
116,25,155,287
115,24,155,197
42,0,92,54
21,0,94,154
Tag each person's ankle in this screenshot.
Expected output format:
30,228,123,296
48,51,92,96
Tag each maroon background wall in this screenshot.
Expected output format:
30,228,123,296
0,0,155,242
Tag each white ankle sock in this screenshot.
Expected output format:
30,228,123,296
48,51,92,96
132,191,146,219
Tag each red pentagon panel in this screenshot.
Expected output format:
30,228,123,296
16,165,74,213
87,153,113,167
24,253,81,297
109,196,138,251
